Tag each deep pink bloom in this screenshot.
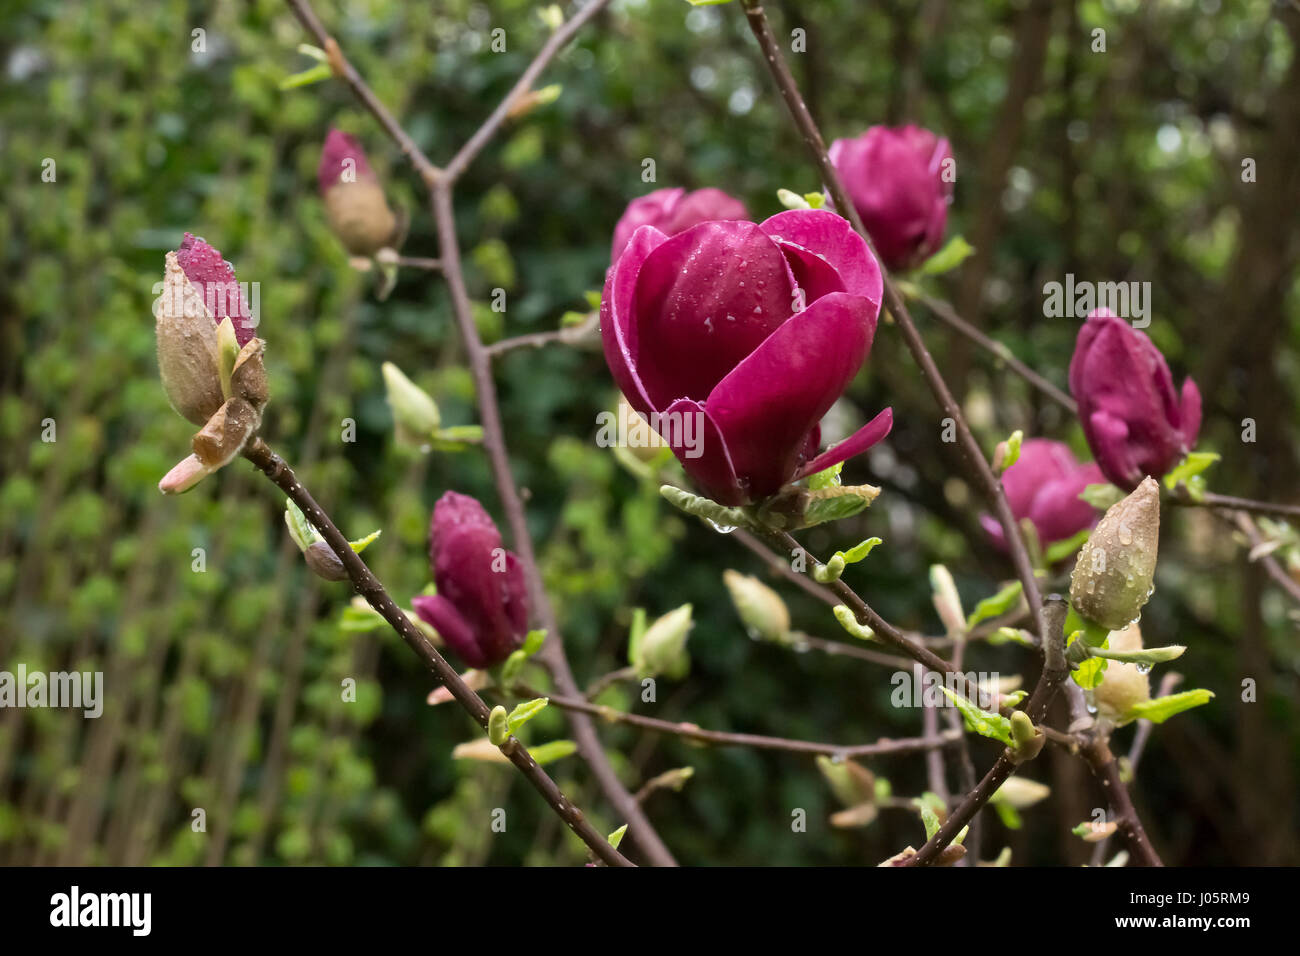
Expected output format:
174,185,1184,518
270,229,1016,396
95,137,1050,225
601,209,893,505
411,492,529,669
317,128,377,192
1069,310,1201,490
828,125,953,272
981,439,1104,550
610,187,748,263
175,233,254,345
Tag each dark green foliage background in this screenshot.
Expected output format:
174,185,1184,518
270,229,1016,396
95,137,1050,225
1,0,1296,865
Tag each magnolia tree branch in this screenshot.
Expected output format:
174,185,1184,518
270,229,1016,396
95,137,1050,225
444,0,612,182
1171,487,1300,520
1090,672,1181,865
429,184,678,867
285,0,441,185
240,438,631,867
907,278,1300,603
1080,736,1164,867
905,596,1070,866
514,685,962,757
283,0,676,866
738,0,1044,634
908,289,1078,412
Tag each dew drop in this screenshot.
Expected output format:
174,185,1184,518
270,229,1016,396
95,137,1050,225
1135,662,1152,675
706,520,737,534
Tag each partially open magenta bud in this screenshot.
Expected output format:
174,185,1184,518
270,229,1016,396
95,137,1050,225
1069,309,1201,490
155,235,269,494
411,492,530,669
829,125,953,271
609,187,748,264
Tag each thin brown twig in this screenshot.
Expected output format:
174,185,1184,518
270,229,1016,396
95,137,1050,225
908,288,1077,412
738,0,1043,635
517,685,962,758
905,595,1070,866
432,180,677,866
1172,487,1300,520
240,438,631,866
1090,671,1181,865
284,0,441,185
444,0,613,182
485,312,601,359
283,0,676,865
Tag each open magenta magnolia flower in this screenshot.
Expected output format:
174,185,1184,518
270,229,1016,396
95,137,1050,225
318,128,400,257
411,492,529,669
981,439,1103,550
602,209,893,506
1069,309,1201,490
610,187,748,264
829,125,953,272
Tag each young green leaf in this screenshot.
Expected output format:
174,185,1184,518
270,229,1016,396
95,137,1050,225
1127,689,1214,724
528,739,578,766
1163,451,1220,500
832,605,875,641
1079,482,1125,511
349,529,381,553
939,687,1014,746
918,235,974,276
1043,527,1092,565
966,581,1024,630
507,697,549,735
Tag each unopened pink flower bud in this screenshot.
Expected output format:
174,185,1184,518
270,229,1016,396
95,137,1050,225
318,128,401,257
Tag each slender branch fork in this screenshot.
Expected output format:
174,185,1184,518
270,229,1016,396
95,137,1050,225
738,0,1043,635
284,0,678,866
240,439,631,867
735,0,1163,865
513,685,962,758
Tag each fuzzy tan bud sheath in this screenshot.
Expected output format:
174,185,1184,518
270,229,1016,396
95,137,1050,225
1069,477,1161,631
318,128,400,257
156,237,269,494
156,251,225,427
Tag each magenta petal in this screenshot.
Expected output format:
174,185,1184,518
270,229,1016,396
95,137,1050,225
1027,462,1104,545
981,514,1008,551
318,128,377,193
661,398,746,506
1179,377,1202,449
633,220,795,408
760,209,882,305
772,239,847,306
176,233,254,345
660,187,748,236
503,553,529,638
1087,410,1142,489
428,492,528,667
1070,310,1193,489
794,407,893,480
609,188,683,262
600,224,669,418
412,594,485,668
706,292,876,500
